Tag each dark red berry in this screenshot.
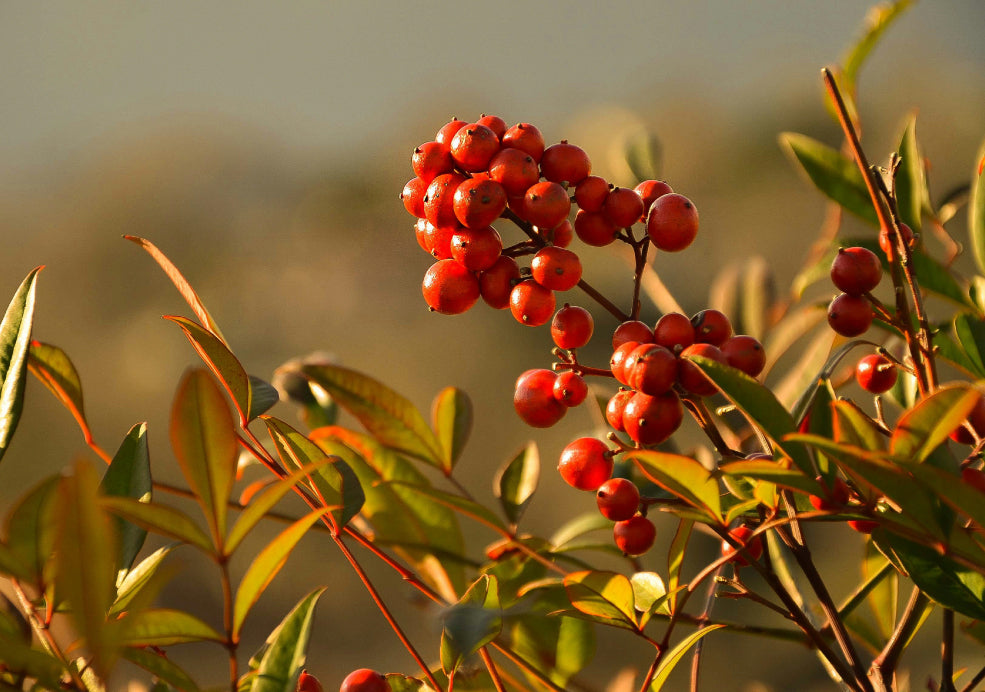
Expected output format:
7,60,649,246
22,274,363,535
848,519,879,534
502,123,545,162
479,255,520,309
646,193,698,251
551,304,594,350
554,370,588,407
514,369,566,428
339,669,388,692
827,293,873,337
691,309,732,346
610,341,641,385
830,247,882,296
679,343,727,396
510,279,556,326
605,389,634,432
422,260,480,315
597,478,641,521
297,670,323,692
531,246,582,291
558,437,613,491
613,515,656,556
721,335,766,377
653,312,695,354
721,525,762,566
602,187,645,229
524,181,572,230
855,354,897,393
623,390,684,446
574,209,618,246
951,396,985,444
962,467,985,494
878,222,915,257
541,218,574,247
809,475,851,512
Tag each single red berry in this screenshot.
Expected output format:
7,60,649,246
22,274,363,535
435,117,468,147
422,260,480,315
575,176,611,212
574,209,618,246
951,396,985,444
558,437,613,491
721,525,763,566
510,279,556,326
524,181,572,230
449,123,501,172
827,293,873,337
622,390,684,446
476,114,507,140
634,180,673,220
613,515,656,556
423,222,460,259
297,670,323,692
541,218,574,247
855,354,897,393
721,335,766,377
610,341,641,386
605,388,634,432
612,320,655,349
401,177,428,218
450,225,503,272
412,141,454,184
878,222,915,257
452,178,507,229
551,304,594,349
553,370,588,407
487,148,540,196
339,669,388,692
414,218,431,253
830,247,882,296
691,309,732,346
531,246,582,291
479,255,520,309
679,343,727,396
646,193,698,252
540,141,591,186
596,478,641,521
848,519,879,534
424,173,468,228
602,187,645,229
962,467,985,494
514,369,566,428
626,343,678,395
502,122,545,162
653,312,695,354
809,476,851,511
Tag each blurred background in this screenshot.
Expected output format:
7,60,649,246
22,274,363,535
2,2,985,690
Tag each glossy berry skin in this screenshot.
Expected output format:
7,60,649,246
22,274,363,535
531,246,582,291
449,123,500,172
605,389,634,432
609,340,641,385
623,391,684,446
558,437,613,491
542,218,573,248
855,354,897,393
574,210,618,246
848,519,879,534
721,526,763,566
423,223,460,260
721,335,766,377
412,141,454,184
453,178,507,229
626,344,678,395
827,293,873,337
551,304,594,349
540,141,591,185
691,309,732,346
524,181,572,230
339,669,388,692
450,226,502,272
502,122,546,161
424,173,468,228
809,476,851,512
435,118,468,146
296,670,323,692
514,369,566,428
603,187,645,229
830,247,882,296
487,148,540,196
476,114,507,139
634,180,673,219
951,397,985,444
679,343,727,396
613,515,656,556
553,370,588,407
653,312,695,354
612,320,654,349
575,176,611,212
401,177,428,218
962,467,985,494
510,279,556,326
596,478,641,521
878,222,915,257
646,193,698,252
479,255,520,309
422,260,480,315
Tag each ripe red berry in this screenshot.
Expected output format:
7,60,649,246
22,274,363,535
554,370,588,407
809,475,851,512
435,118,468,147
449,123,501,172
401,177,428,218
962,467,985,494
721,525,763,566
610,341,641,386
951,396,985,444
602,187,645,229
612,320,654,349
830,247,882,296
514,369,567,428
626,344,678,395
646,193,698,252
721,335,766,377
574,209,618,246
605,388,634,432
691,309,732,346
297,670,323,692
524,181,572,230
551,304,594,349
450,226,503,272
510,279,556,326
575,176,611,212
613,515,656,556
422,259,480,315
502,122,546,162
540,141,591,186
541,218,573,247
855,353,897,393
424,173,468,228
596,478,641,521
679,343,727,396
622,390,684,446
827,293,873,337
414,218,431,253
848,519,879,534
531,246,582,291
479,255,520,309
653,312,695,354
476,114,507,140
452,178,507,229
558,437,613,491
412,141,454,184
423,223,460,259
634,180,673,220
339,669,388,692
878,222,915,257
487,148,540,196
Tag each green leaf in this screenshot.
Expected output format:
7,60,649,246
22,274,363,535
623,129,662,184
953,313,985,377
0,266,42,464
494,442,539,526
233,508,328,638
895,114,927,231
833,400,886,452
110,545,175,616
100,496,213,554
666,519,692,615
967,126,985,275
440,575,502,674
249,588,326,692
719,459,822,496
27,341,94,446
170,368,239,541
298,363,445,467
509,607,594,688
121,647,201,692
631,572,668,627
647,624,726,691
386,480,508,534
890,384,979,463
101,422,152,576
864,541,897,640
4,475,59,583
850,236,971,308
842,1,913,87
628,451,722,524
0,631,67,690
432,386,472,472
117,608,225,646
563,570,638,631
780,133,876,225
248,375,280,421
550,511,613,550
905,462,985,530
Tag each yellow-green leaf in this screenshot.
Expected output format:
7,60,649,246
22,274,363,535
563,570,638,631
100,422,152,576
250,588,326,692
647,625,726,691
891,384,980,463
27,340,93,446
101,496,212,554
628,450,722,524
971,134,985,276
432,386,472,472
117,608,224,646
0,266,42,464
780,133,876,225
495,442,539,526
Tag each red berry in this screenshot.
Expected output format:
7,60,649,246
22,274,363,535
878,223,915,257
531,246,582,291
524,181,572,230
423,223,460,259
551,304,594,350
575,176,611,212
610,341,641,385
962,467,985,494
558,437,613,491
827,293,873,337
476,114,507,140
424,173,468,228
487,148,540,196
414,218,431,253
653,312,695,354
574,209,618,246
339,669,388,692
453,178,507,229
449,124,500,172
679,343,727,396
422,259,480,315
848,519,879,534
401,177,428,218
646,193,698,252
855,354,897,393
691,309,732,346
721,526,762,566
479,255,520,309
540,141,591,186
450,225,503,271
435,118,468,147
613,515,656,556
951,396,985,444
541,218,573,247
514,369,566,428
809,476,851,511
502,123,545,162
510,279,556,326
623,390,684,446
412,141,454,184
634,180,673,220
596,478,641,521
830,247,882,296
605,389,634,432
297,670,323,692
554,370,588,407
626,344,678,395
602,187,645,229
612,320,654,349
721,335,766,377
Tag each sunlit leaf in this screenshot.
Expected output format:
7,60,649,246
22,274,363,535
563,570,638,631
110,545,175,616
117,608,225,646
647,625,726,691
0,266,42,464
780,133,876,224
631,572,668,627
666,519,692,615
494,442,539,526
510,607,594,688
953,313,985,377
842,1,914,87
895,114,927,231
432,386,472,473
27,341,94,445
100,422,151,576
967,125,985,275
628,450,722,524
864,541,897,640
101,496,213,554
719,458,822,496
387,480,508,534
890,384,979,463
550,512,613,550
122,647,201,692
250,588,326,692
440,575,502,674
0,631,66,690
248,375,281,421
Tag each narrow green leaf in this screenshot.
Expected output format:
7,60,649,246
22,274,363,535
510,608,594,688
967,128,985,275
118,608,224,646
250,588,326,692
954,313,985,377
628,450,722,524
895,114,927,231
623,129,662,184
233,508,328,639
0,266,42,464
101,496,213,553
494,442,539,526
648,624,726,691
170,368,239,541
0,631,66,690
906,462,985,530
780,133,876,224
864,541,897,640
248,375,280,421
298,363,445,467
100,422,152,576
842,1,913,86
27,341,94,445
4,475,59,583
387,480,508,533
719,459,822,496
890,384,979,462
550,511,613,550
440,575,502,674
833,400,886,452
432,386,472,472
110,545,175,616
666,519,692,615
121,647,201,692
563,570,638,630
851,236,971,308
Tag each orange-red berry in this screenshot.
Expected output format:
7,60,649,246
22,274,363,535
613,515,656,556
510,279,556,326
827,293,873,337
553,370,588,407
654,312,695,354
574,209,618,246
634,180,673,220
646,193,698,252
622,390,684,445
424,173,468,228
422,259,480,315
412,141,454,184
401,177,428,218
596,478,641,521
531,246,583,291
453,178,507,229
612,320,654,349
449,123,501,172
551,304,594,350
540,141,591,186
721,525,763,566
691,309,732,346
339,669,388,692
602,187,645,229
830,247,882,296
524,181,572,231
487,148,540,196
721,335,766,377
502,122,545,162
450,225,503,272
679,343,727,396
855,354,897,393
558,437,613,491
626,344,678,395
514,369,566,428
575,175,611,212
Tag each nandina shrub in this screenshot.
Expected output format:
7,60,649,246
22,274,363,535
1,5,985,692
